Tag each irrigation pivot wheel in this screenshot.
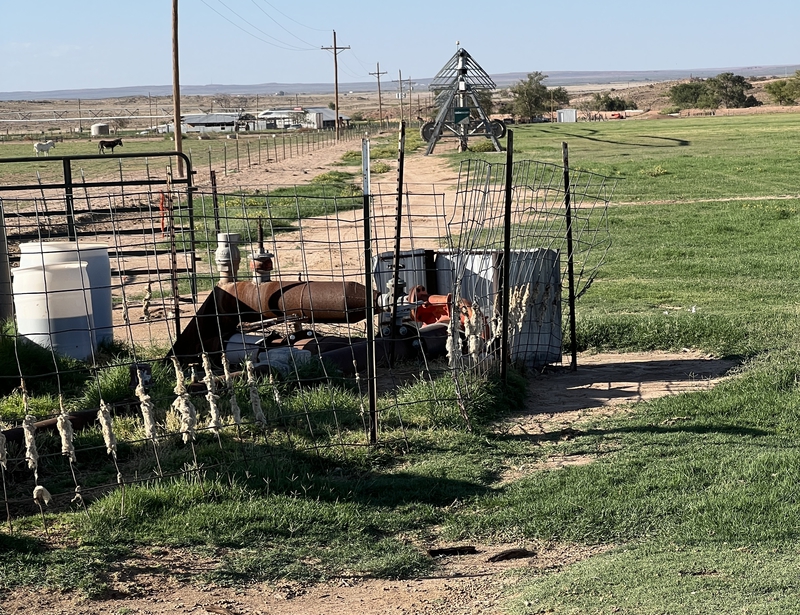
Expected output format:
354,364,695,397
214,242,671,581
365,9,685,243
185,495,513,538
420,122,436,143
490,119,507,139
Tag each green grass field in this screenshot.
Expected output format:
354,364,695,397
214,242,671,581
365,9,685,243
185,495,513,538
449,113,800,202
3,112,800,612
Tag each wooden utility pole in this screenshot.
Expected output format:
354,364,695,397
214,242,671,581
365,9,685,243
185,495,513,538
322,31,349,141
392,70,404,125
369,62,387,128
172,0,184,177
406,76,414,120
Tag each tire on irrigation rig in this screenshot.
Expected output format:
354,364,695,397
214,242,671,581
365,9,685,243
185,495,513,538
420,121,435,143
490,119,507,139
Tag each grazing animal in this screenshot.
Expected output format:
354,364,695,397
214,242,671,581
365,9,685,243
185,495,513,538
33,140,56,156
98,138,123,154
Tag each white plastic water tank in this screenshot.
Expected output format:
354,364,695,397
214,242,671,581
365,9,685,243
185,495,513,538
19,242,113,345
12,262,95,360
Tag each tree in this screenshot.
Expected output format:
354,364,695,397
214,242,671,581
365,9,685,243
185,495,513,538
550,86,570,109
510,72,549,121
590,93,637,111
509,73,569,121
706,72,753,108
496,100,514,116
668,81,718,109
764,80,798,105
472,89,494,116
669,82,706,107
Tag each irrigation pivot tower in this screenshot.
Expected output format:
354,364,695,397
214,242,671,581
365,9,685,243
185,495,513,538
420,48,505,155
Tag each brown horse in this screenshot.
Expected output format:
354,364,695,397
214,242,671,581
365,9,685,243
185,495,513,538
98,138,123,154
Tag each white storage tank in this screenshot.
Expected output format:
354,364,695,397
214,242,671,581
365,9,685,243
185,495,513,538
435,248,562,367
19,242,113,346
557,109,578,123
91,123,110,136
12,262,95,360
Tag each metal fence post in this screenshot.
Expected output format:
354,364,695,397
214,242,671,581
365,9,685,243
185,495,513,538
562,141,578,371
500,130,513,384
362,137,378,445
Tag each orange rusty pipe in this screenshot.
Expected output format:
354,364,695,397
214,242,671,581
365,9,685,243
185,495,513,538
218,281,373,323
171,280,378,363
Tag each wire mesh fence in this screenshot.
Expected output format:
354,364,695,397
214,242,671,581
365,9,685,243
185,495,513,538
0,139,614,528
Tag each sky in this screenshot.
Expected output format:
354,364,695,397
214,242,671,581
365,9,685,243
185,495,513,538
1,0,798,93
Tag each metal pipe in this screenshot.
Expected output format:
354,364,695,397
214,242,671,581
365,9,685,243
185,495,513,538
170,280,375,362
220,280,371,322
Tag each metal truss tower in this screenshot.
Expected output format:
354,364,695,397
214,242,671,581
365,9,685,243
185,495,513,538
420,48,506,155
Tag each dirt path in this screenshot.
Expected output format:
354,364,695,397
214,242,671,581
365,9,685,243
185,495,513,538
201,133,461,192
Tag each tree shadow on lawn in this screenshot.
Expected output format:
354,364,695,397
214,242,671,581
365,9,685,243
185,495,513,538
539,127,690,147
498,421,771,446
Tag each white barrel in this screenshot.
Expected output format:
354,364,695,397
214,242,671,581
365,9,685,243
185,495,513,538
19,241,113,345
13,262,95,360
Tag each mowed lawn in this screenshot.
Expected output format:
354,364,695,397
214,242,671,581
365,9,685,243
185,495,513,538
3,112,800,614
450,113,800,202
445,113,800,613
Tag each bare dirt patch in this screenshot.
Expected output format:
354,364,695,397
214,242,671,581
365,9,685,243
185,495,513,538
497,350,738,482
1,542,612,615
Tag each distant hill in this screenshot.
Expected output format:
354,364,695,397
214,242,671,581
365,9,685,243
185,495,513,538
2,65,798,101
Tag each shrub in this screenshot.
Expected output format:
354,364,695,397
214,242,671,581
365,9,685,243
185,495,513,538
468,140,501,153
311,171,355,184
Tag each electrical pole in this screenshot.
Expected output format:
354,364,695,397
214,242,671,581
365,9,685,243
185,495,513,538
406,76,413,120
322,30,349,141
392,70,404,125
370,62,387,129
172,0,184,177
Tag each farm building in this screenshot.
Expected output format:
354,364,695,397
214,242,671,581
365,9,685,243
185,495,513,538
257,107,351,130
180,112,257,133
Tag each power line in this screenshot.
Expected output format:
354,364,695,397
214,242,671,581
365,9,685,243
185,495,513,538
215,0,315,49
248,0,319,49
336,56,367,80
350,49,375,74
392,70,405,124
255,0,330,32
199,0,315,51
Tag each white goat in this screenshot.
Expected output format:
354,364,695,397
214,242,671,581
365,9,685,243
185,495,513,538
33,140,56,156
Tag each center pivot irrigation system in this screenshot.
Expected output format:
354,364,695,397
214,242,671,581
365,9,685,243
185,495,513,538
420,48,506,155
